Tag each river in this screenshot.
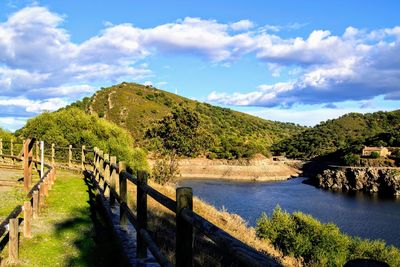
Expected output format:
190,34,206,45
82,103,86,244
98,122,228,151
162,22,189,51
178,177,400,247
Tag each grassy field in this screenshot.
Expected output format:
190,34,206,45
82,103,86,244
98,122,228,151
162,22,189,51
0,168,25,220
1,170,123,267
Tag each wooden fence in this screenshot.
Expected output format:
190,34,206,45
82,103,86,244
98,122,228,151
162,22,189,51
0,138,56,264
87,147,280,267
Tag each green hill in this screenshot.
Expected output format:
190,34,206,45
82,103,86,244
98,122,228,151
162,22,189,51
272,110,400,160
68,82,305,159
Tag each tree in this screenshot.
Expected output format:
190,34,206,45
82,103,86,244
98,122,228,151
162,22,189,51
146,105,210,157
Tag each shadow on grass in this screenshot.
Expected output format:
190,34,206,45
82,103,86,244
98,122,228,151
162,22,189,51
53,174,126,267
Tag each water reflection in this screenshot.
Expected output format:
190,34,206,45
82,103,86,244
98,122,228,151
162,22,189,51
179,177,400,247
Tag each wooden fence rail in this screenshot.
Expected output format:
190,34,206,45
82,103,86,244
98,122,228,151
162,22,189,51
88,147,279,267
0,138,57,264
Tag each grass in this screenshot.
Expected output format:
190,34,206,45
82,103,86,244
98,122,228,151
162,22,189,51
0,169,25,220
1,170,122,267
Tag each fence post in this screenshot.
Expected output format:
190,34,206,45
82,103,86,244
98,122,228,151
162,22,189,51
98,150,104,186
33,190,39,218
9,218,19,263
81,145,85,170
94,148,98,179
39,184,45,211
104,154,110,195
110,156,117,205
68,145,72,168
51,143,55,166
23,140,33,192
137,171,148,259
10,139,14,164
0,138,3,163
119,161,127,228
23,201,32,238
176,187,193,267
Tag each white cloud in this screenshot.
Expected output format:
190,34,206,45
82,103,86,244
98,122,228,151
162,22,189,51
0,116,27,132
1,5,400,130
230,20,254,31
0,97,68,113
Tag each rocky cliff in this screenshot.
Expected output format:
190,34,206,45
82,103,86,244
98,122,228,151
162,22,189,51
317,167,400,197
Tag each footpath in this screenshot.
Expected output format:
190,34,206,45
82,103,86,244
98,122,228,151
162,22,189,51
11,170,122,267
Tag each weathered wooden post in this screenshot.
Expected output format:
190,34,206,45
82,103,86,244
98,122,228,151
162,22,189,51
110,156,117,205
0,138,3,163
94,148,100,181
33,191,39,218
176,187,194,267
23,202,32,238
39,184,45,210
10,139,14,164
119,161,127,228
9,218,19,263
137,171,148,259
81,145,86,170
68,145,72,168
98,150,104,185
104,154,110,195
51,143,55,166
23,139,33,192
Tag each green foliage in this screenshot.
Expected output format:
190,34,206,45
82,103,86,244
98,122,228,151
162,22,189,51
256,206,400,267
16,107,148,172
343,153,360,166
151,153,180,185
69,82,305,159
370,151,380,158
146,105,210,157
0,127,14,141
273,110,400,160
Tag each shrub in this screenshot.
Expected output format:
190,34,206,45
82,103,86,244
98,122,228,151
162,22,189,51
371,151,380,158
256,206,400,267
343,153,360,166
151,153,180,185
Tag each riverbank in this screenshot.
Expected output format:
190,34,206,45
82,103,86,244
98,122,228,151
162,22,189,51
151,156,302,181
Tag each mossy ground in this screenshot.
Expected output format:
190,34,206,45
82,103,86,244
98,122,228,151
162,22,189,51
2,170,122,267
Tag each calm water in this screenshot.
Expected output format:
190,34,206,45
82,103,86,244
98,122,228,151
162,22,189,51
179,177,400,247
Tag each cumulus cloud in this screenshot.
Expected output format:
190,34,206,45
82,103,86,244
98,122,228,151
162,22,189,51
1,5,400,131
230,20,254,31
208,26,400,107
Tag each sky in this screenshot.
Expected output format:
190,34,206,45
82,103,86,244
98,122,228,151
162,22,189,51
0,0,399,131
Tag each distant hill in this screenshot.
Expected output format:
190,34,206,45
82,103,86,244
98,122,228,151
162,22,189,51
272,110,400,160
68,82,305,159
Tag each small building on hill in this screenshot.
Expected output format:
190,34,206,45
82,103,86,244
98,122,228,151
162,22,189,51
361,146,390,157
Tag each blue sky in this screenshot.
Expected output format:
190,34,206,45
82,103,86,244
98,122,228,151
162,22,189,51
0,0,399,131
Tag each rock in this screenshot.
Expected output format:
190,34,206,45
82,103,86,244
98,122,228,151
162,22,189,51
317,167,400,197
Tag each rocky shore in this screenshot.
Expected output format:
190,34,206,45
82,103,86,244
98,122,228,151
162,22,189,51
317,166,400,197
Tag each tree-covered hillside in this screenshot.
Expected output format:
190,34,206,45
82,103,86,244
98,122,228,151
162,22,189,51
69,82,305,159
273,110,400,160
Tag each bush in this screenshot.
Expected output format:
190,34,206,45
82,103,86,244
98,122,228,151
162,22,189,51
343,153,360,166
371,151,380,158
256,206,400,267
151,153,180,185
